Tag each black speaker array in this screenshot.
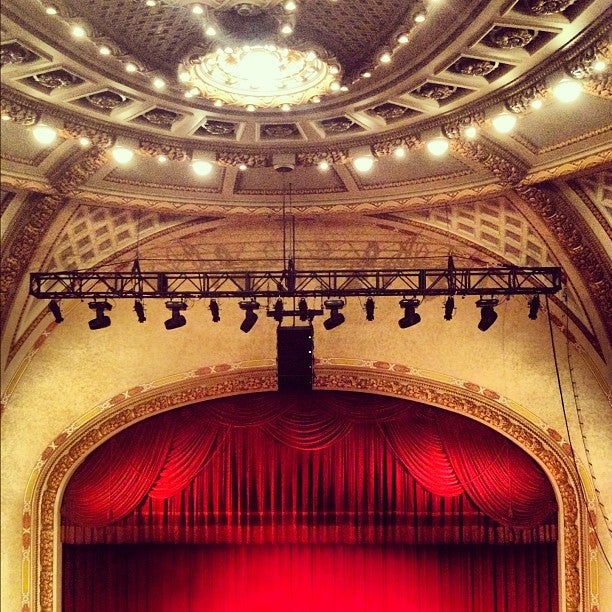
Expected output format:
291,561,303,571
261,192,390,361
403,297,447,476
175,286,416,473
276,325,314,391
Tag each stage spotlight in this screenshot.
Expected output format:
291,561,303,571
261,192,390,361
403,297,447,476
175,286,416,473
209,299,220,322
528,295,540,320
444,296,455,321
164,301,187,330
365,297,375,321
298,298,309,321
48,300,63,323
239,299,260,333
323,298,345,330
88,301,112,330
476,298,498,331
398,298,421,329
272,298,284,323
134,300,146,323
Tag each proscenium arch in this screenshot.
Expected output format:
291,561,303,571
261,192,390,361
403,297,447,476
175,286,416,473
24,362,592,612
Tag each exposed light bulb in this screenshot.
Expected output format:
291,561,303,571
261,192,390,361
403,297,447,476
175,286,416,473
33,124,57,145
192,160,213,176
593,58,606,72
79,136,91,147
353,155,374,172
45,6,58,15
71,25,87,38
530,98,543,110
246,104,256,112
397,33,409,44
414,12,426,23
492,112,517,133
152,77,166,89
393,146,406,159
178,71,190,83
213,99,224,107
239,163,248,171
379,51,392,64
553,78,582,103
427,137,449,156
191,4,204,14
205,25,217,36
281,103,291,111
463,125,478,139
361,70,372,78
125,62,138,73
318,160,330,171
281,23,293,35
157,155,168,163
284,0,297,11
99,46,111,56
112,146,134,164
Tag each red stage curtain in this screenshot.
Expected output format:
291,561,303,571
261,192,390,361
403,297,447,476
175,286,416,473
62,542,558,612
62,391,557,543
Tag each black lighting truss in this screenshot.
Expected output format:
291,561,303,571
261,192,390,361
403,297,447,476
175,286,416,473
30,264,562,300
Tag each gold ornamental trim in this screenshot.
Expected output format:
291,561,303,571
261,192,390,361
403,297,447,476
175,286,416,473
22,362,593,611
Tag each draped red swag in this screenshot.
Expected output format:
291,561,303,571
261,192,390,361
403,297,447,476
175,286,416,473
61,391,559,611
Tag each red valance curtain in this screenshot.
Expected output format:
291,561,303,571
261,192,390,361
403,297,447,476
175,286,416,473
62,391,557,545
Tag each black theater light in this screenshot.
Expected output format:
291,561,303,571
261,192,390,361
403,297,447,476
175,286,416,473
476,298,498,331
164,301,187,330
239,299,260,333
365,297,375,321
528,295,540,320
323,298,345,330
134,299,146,323
209,299,220,322
48,300,63,323
272,298,284,322
398,298,421,329
298,298,309,321
443,296,455,321
88,301,112,330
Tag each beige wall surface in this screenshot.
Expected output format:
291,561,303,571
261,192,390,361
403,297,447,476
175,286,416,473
2,291,611,610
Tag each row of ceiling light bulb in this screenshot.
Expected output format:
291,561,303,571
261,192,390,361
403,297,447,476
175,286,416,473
40,0,428,102
11,66,600,176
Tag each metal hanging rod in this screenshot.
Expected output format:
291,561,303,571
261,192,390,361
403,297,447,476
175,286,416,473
30,261,562,300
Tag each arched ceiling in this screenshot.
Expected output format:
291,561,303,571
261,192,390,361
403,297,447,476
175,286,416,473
0,0,611,366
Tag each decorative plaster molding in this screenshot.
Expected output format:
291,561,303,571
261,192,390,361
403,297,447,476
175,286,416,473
516,185,612,340
21,362,594,611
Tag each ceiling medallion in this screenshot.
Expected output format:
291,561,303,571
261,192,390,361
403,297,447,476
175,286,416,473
180,45,340,109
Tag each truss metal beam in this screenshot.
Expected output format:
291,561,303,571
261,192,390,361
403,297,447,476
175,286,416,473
30,265,562,300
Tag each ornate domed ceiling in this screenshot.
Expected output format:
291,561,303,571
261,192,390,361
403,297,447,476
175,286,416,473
1,0,610,211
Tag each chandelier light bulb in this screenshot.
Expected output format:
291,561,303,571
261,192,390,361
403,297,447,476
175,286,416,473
492,112,517,133
32,124,58,145
427,137,449,156
553,78,582,103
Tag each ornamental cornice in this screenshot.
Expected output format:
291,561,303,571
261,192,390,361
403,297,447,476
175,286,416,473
516,184,612,340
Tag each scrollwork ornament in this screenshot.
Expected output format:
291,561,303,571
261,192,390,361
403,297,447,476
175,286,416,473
50,148,109,194
295,149,349,166
216,151,269,167
0,98,39,125
452,140,526,185
442,111,485,139
505,82,548,113
138,140,188,162
522,0,577,14
581,73,612,100
566,40,610,79
62,121,113,149
488,27,537,49
371,137,418,157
